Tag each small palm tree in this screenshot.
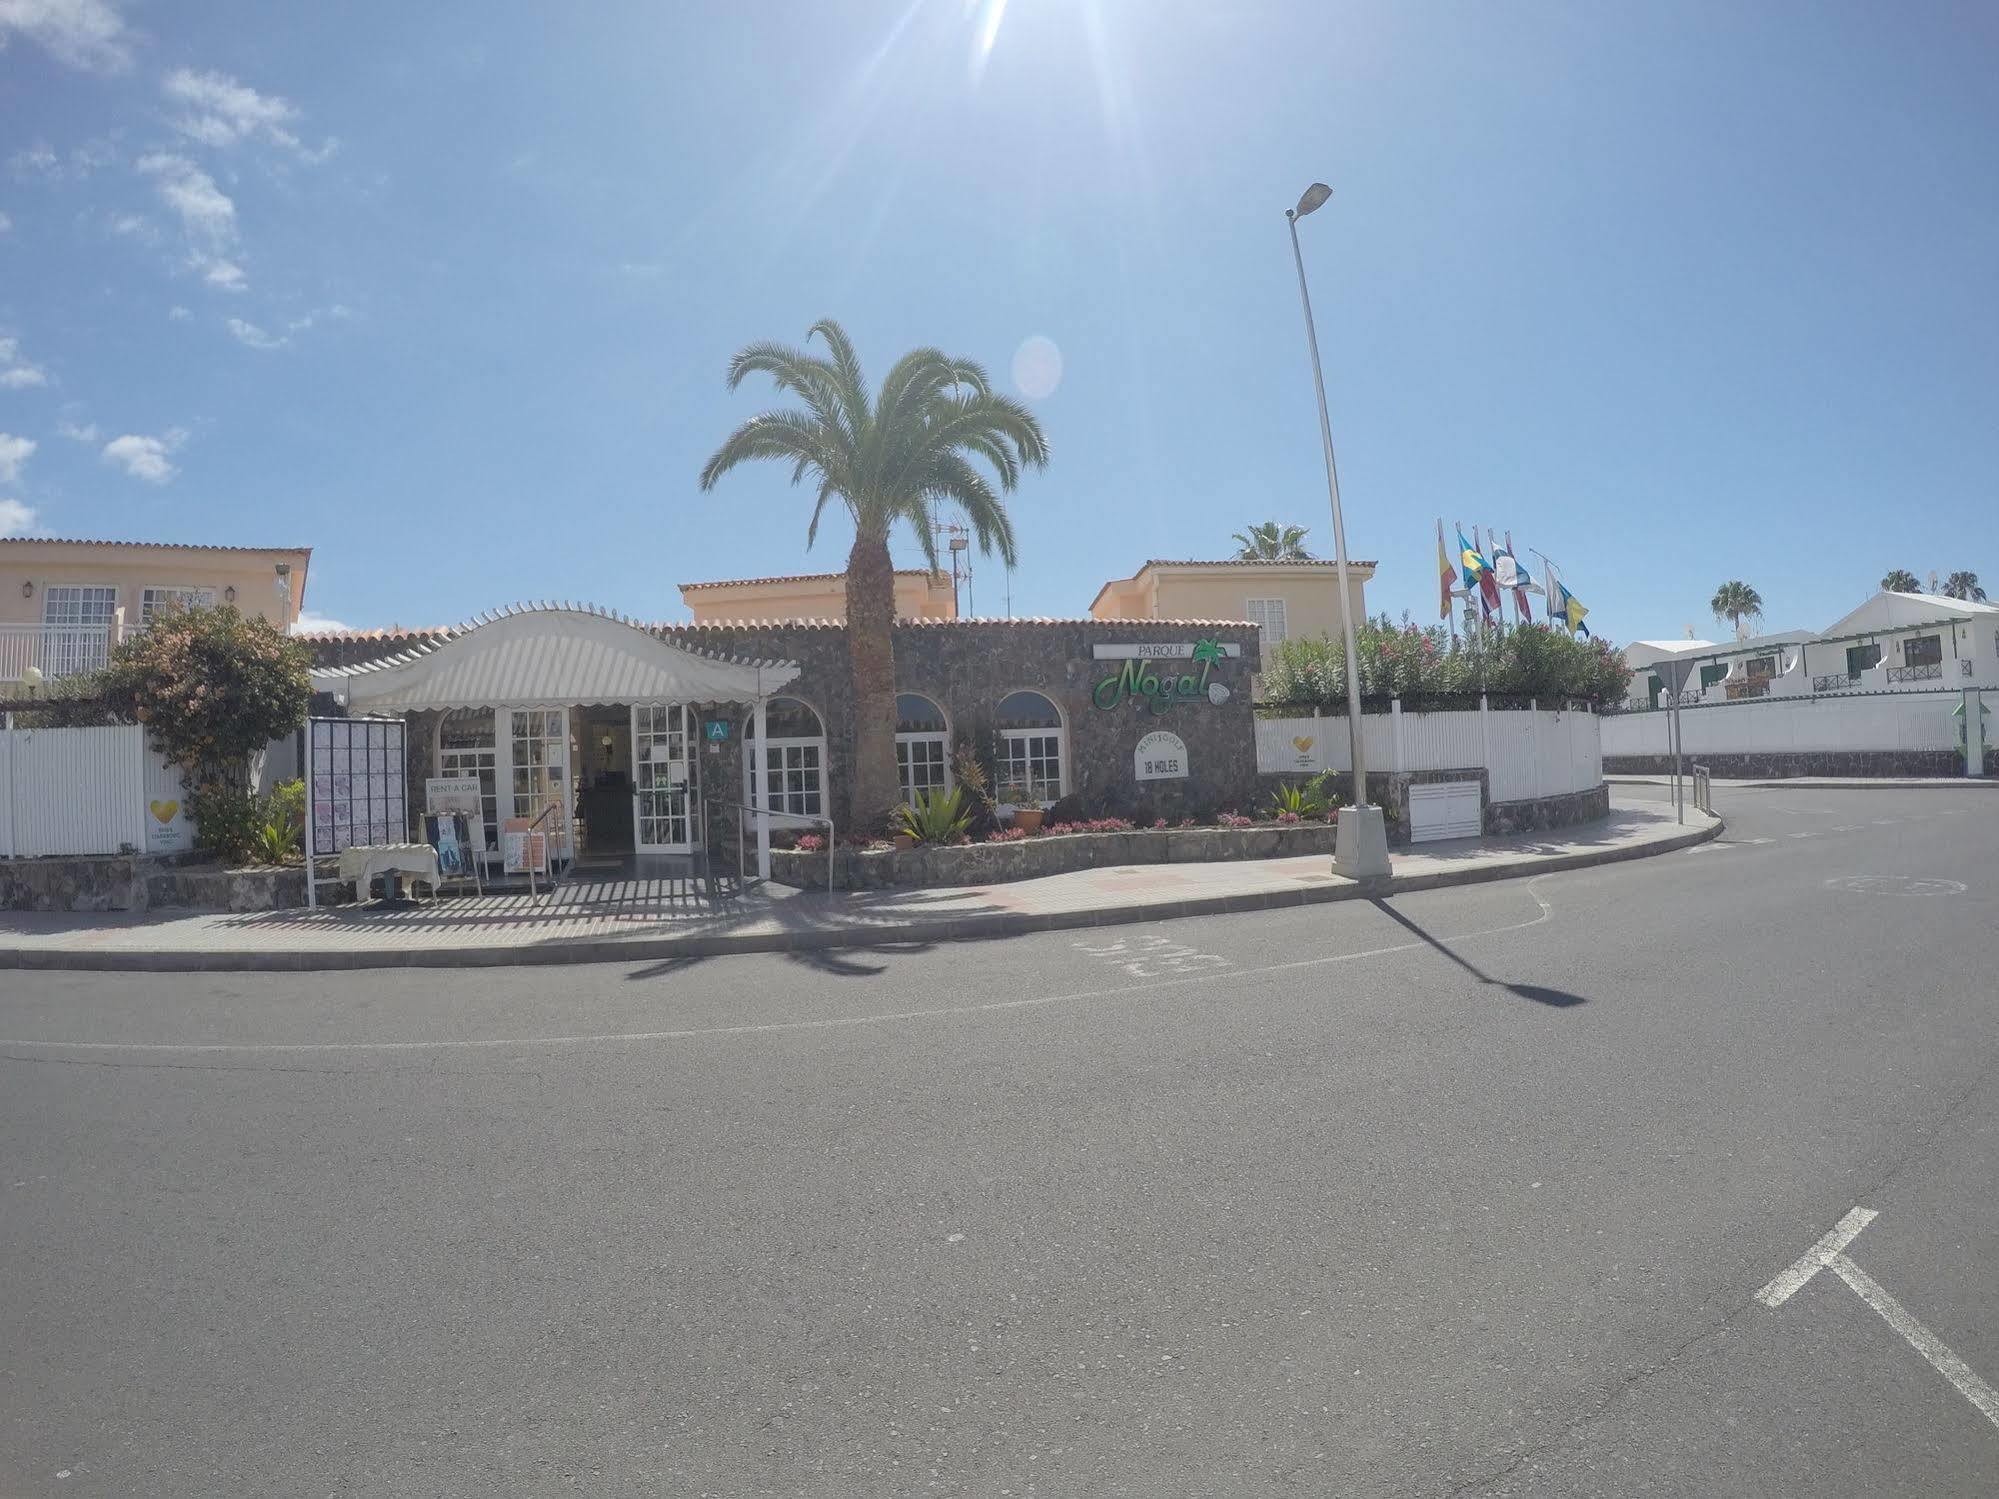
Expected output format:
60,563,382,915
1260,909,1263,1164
1943,570,1987,602
700,320,1048,828
1710,580,1763,638
1231,521,1311,560
1880,568,1921,593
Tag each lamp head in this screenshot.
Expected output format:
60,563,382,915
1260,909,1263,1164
1293,182,1333,219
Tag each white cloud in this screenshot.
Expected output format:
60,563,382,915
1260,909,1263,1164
0,336,48,388
8,142,59,179
7,135,115,181
197,256,246,290
167,304,191,320
0,211,11,234
0,432,35,484
226,316,285,350
0,496,36,535
136,152,235,245
0,0,133,73
290,609,350,635
163,68,301,150
56,417,99,442
100,426,185,484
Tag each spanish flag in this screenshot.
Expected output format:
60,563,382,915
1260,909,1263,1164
1437,520,1455,620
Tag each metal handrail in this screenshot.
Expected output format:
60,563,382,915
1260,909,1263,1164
1887,662,1942,684
523,800,561,898
710,798,836,891
1691,763,1712,816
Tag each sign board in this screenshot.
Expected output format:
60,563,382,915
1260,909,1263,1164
1093,637,1234,714
143,752,193,854
425,776,482,816
1134,730,1189,781
308,717,407,855
1092,642,1243,660
423,813,474,879
704,719,731,742
502,825,548,875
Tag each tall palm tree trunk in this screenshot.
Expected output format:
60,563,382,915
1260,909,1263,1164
844,533,901,832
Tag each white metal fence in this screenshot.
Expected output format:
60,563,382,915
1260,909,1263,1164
0,622,115,682
0,724,194,858
1601,692,1959,758
1255,703,1603,802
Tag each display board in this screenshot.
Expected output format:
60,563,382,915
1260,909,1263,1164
308,717,408,855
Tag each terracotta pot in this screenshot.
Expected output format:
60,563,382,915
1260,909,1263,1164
1011,808,1046,834
893,833,917,851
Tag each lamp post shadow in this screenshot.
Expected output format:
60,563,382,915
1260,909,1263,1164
1367,898,1586,1009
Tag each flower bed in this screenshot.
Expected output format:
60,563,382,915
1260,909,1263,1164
770,819,1341,891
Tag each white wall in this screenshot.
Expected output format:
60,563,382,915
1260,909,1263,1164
0,725,150,857
1255,704,1602,802
1601,692,1960,758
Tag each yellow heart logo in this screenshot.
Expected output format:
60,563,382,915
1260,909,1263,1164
1291,736,1315,754
149,799,179,824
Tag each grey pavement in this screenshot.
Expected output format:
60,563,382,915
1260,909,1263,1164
0,792,1712,971
1,783,1995,1495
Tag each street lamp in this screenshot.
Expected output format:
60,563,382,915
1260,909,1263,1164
1285,181,1389,878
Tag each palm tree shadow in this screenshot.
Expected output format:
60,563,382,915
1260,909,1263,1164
1368,899,1585,1008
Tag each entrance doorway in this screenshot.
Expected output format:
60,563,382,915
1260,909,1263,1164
632,703,697,853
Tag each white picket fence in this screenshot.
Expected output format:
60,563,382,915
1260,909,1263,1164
0,724,192,858
1601,692,1959,758
1255,703,1603,802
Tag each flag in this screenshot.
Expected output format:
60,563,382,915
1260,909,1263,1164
1502,532,1537,623
1456,526,1488,591
1553,580,1590,637
1436,520,1455,621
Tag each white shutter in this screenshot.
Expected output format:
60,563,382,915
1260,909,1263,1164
1409,780,1482,842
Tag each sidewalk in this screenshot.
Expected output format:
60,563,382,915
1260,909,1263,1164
1606,774,1997,791
0,793,1718,972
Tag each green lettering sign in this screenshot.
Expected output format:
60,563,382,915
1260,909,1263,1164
1092,638,1231,714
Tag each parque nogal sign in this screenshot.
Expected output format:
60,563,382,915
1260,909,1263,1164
1091,638,1236,714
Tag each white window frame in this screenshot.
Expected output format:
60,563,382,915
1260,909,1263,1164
434,711,501,859
894,693,952,805
1244,596,1288,648
140,584,217,627
40,583,120,676
744,698,829,820
994,690,1067,808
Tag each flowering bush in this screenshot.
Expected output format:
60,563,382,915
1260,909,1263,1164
1216,812,1253,828
795,833,825,852
1263,615,1630,707
1275,810,1301,825
987,826,1027,842
1152,818,1168,829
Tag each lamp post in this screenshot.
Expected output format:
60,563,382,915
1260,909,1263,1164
1286,181,1389,877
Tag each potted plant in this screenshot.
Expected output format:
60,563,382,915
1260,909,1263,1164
1000,779,1046,833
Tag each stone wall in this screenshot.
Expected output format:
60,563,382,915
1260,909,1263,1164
1258,767,1609,847
1605,750,1970,779
772,820,1339,891
0,851,304,912
664,619,1264,834
1486,782,1611,836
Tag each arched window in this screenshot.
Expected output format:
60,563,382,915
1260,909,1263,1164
994,690,1065,806
895,693,952,804
744,695,827,818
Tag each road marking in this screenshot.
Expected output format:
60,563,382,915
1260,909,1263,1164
0,887,1557,1054
1757,1206,1999,1432
1787,832,1816,839
1827,1254,1999,1429
1073,931,1232,978
1755,1206,1878,1306
1824,875,1967,897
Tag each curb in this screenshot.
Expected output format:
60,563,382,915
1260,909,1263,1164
1605,775,1999,791
0,815,1723,974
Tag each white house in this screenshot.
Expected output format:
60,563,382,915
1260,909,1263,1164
1620,592,1998,710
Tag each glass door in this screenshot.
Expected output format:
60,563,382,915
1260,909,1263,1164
631,703,695,853
504,707,571,863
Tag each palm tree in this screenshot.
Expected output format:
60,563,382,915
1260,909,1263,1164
1710,580,1763,638
700,319,1049,829
1943,570,1987,602
1881,568,1921,593
1231,521,1312,560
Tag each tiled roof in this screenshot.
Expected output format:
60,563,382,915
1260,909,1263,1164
0,537,310,554
294,625,449,643
302,614,1263,646
679,569,945,590
1130,557,1378,570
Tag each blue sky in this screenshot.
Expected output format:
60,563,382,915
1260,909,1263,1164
1,0,1993,641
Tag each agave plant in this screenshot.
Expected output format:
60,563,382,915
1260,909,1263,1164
895,786,972,845
1268,772,1336,819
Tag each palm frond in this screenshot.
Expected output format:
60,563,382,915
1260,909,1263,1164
699,411,834,491
807,319,872,443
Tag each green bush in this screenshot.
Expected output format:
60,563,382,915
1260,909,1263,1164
98,603,311,790
1262,616,1630,708
1268,772,1337,819
191,777,307,866
895,786,972,845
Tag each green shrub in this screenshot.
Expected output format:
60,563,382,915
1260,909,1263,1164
1268,772,1337,819
1262,616,1630,708
189,782,264,864
895,786,972,845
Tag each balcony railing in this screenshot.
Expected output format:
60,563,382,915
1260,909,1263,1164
0,623,114,683
1813,673,1859,693
1887,662,1942,684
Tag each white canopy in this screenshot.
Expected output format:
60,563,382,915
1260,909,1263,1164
311,603,798,712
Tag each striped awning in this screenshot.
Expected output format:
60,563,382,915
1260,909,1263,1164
311,603,798,711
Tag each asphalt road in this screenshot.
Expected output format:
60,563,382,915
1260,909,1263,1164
3,784,1996,1497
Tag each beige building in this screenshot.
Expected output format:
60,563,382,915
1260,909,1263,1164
1089,559,1375,651
678,569,956,623
1,538,311,683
